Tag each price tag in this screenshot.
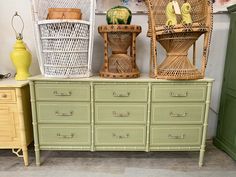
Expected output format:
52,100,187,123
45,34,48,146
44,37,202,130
172,0,181,15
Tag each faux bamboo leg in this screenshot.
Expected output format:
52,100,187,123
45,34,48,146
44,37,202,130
90,82,95,152
15,88,29,166
29,81,41,166
35,148,41,166
199,8,213,163
199,82,213,167
22,147,29,166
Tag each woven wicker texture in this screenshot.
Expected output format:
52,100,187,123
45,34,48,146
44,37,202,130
108,33,132,73
145,0,213,80
98,25,141,79
41,38,89,51
109,54,133,73
39,22,89,38
108,32,132,52
152,0,208,26
33,0,91,21
32,0,95,78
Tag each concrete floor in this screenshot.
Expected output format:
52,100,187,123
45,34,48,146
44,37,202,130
0,143,236,177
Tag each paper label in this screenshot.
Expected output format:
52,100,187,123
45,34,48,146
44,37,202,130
172,1,181,15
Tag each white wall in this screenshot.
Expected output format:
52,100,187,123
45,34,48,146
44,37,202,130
206,14,230,138
0,0,230,139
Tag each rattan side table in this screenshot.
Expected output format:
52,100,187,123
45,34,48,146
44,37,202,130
98,25,142,78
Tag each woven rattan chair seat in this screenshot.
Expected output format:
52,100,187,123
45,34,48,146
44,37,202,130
147,23,208,37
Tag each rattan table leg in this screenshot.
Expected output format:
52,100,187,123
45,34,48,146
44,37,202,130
104,32,109,72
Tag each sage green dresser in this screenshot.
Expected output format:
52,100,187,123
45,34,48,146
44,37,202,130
29,75,213,166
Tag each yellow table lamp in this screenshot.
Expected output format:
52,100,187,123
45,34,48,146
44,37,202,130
10,12,31,81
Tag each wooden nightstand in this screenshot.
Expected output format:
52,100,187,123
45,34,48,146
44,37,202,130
0,79,33,166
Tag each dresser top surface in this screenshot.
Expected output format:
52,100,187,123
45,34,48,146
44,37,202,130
29,75,214,83
0,78,28,88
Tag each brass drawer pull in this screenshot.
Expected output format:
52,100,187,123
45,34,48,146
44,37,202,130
1,94,7,98
57,133,74,139
113,92,130,97
170,112,187,117
53,91,72,96
55,111,73,117
112,111,130,118
112,133,129,139
169,92,188,97
168,134,185,139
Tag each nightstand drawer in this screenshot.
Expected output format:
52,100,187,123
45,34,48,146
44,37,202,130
94,84,148,102
35,83,90,101
37,102,90,123
38,124,90,146
150,125,202,146
0,89,16,103
151,103,205,124
95,103,147,124
95,125,146,146
152,84,207,102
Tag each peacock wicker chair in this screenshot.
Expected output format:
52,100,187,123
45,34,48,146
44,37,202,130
145,0,213,80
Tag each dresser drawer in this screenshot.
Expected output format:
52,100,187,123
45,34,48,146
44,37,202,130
37,102,90,123
95,125,146,146
94,84,148,102
38,124,90,146
0,89,16,103
95,103,147,124
150,125,202,146
151,103,205,124
35,83,90,101
152,84,207,102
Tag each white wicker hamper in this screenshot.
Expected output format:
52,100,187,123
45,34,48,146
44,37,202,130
31,0,95,77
